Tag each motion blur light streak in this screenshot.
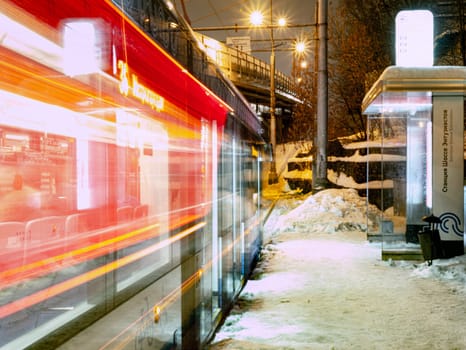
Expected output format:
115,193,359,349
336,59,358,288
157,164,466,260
0,222,161,285
99,266,204,350
0,11,61,70
0,222,205,318
105,0,232,113
0,0,264,348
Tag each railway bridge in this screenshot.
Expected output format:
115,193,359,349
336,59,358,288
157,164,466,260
196,34,301,139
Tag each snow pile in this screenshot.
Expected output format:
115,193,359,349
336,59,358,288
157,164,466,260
269,188,466,290
415,255,466,283
270,188,379,234
392,254,466,294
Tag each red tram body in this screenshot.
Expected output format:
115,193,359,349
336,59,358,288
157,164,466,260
0,1,265,349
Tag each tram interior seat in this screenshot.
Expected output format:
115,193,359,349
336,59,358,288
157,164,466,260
0,221,25,250
25,216,65,246
65,213,90,235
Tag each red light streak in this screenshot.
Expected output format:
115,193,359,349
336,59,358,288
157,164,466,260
0,49,214,134
103,0,232,113
0,222,205,319
0,223,160,286
1,211,204,287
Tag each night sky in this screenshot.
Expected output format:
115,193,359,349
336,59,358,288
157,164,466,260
173,0,318,75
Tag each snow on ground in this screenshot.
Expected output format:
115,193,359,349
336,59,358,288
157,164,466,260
206,187,466,350
267,188,378,234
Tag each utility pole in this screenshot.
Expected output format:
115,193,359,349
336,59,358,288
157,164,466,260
314,0,328,191
268,0,279,184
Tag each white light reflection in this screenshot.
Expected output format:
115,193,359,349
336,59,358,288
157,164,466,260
76,139,91,209
165,0,174,11
0,12,62,70
426,121,433,209
0,90,82,136
63,20,101,76
194,33,222,63
365,102,432,116
396,10,433,67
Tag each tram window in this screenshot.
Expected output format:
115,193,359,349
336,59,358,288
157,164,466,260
0,127,75,222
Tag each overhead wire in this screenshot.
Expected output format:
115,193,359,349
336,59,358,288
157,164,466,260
186,0,249,36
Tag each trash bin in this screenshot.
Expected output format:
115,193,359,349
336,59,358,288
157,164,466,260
418,214,443,266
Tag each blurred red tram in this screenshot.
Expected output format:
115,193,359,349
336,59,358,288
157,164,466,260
0,0,266,349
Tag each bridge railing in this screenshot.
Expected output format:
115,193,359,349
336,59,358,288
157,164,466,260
196,34,298,100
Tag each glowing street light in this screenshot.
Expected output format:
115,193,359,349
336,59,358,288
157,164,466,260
193,8,314,185
295,41,306,54
249,3,287,184
250,11,264,26
249,10,286,29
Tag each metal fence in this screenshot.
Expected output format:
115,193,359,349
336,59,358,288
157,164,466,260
196,34,298,100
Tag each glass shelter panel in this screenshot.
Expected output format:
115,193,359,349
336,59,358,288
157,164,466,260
367,113,407,243
366,91,432,251
405,108,432,242
363,66,466,260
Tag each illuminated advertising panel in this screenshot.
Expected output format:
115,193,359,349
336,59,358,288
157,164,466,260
396,10,433,67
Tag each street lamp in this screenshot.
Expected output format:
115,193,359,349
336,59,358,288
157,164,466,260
295,41,306,55
193,7,312,185
250,2,286,184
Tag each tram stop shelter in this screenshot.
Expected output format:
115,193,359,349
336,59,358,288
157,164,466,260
362,66,465,260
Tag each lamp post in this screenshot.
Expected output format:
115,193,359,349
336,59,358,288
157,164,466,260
199,8,310,185
268,0,278,184
314,0,328,191
250,2,283,184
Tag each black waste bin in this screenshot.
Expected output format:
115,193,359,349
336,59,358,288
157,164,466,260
418,214,443,266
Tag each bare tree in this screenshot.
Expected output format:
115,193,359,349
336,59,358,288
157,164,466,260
283,56,317,143
326,0,464,140
285,0,464,142
328,1,391,140
435,1,466,65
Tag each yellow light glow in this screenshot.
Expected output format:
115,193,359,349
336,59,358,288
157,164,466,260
277,17,286,27
295,41,306,54
250,11,264,26
153,306,161,323
166,1,174,11
117,60,164,111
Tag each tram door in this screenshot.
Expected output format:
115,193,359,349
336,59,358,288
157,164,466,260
114,111,169,293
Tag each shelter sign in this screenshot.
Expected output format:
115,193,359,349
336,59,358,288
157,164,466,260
432,95,464,241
